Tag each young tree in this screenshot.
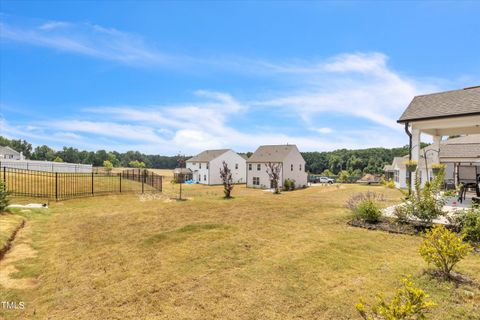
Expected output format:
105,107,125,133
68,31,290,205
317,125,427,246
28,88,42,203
266,162,282,194
220,161,234,198
53,156,64,163
419,225,473,279
103,160,113,174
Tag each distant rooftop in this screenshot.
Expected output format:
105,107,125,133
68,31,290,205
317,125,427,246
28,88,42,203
247,144,299,163
186,149,230,162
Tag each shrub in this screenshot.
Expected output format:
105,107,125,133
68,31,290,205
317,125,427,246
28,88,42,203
282,179,296,191
355,200,382,223
393,205,410,224
356,275,435,320
402,168,446,224
103,160,113,174
419,225,473,279
337,170,350,183
385,179,395,189
0,180,9,213
345,191,386,211
448,208,480,243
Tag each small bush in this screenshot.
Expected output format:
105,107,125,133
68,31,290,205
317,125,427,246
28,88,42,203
355,200,382,223
282,179,296,191
449,208,480,243
385,180,395,189
419,225,473,279
356,275,435,320
393,205,410,224
345,191,386,211
0,180,9,213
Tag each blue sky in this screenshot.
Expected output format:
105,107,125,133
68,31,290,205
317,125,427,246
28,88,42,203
1,1,480,155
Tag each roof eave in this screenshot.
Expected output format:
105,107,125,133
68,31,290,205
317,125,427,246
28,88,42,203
397,111,480,124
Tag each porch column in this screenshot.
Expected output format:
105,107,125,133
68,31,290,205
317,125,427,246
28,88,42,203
432,135,441,164
411,128,421,184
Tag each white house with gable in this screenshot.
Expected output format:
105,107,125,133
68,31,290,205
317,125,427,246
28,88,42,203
186,149,246,185
246,144,307,189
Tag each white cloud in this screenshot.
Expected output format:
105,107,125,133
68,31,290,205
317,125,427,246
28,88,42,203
1,49,442,154
0,21,168,65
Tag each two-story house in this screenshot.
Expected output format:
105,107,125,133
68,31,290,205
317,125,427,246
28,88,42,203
246,144,307,189
186,149,246,185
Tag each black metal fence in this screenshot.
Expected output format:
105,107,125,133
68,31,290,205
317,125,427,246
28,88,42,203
1,167,163,200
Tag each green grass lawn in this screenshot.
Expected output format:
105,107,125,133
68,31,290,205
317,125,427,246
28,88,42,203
0,184,479,319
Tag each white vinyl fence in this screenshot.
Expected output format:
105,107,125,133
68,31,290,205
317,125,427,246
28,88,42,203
0,160,92,173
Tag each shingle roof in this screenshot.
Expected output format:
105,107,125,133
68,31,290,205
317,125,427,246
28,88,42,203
439,135,480,159
173,168,192,174
247,145,299,163
398,86,480,122
0,146,20,155
186,149,230,162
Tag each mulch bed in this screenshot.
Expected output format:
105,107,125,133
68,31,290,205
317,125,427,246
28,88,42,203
348,219,480,254
347,219,427,236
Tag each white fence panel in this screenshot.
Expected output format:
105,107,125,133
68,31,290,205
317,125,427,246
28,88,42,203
0,160,92,173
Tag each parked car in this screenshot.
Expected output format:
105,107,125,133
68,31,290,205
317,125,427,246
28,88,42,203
310,176,335,184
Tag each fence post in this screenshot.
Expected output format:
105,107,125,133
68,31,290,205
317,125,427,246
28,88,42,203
142,169,145,193
55,172,58,201
119,173,122,193
91,172,94,195
3,166,5,182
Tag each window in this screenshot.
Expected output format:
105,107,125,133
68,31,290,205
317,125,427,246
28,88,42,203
394,170,399,183
248,163,252,171
206,163,209,169
257,164,261,171
253,177,260,185
235,163,238,169
204,175,207,181
299,164,302,171
291,164,293,171
199,163,202,169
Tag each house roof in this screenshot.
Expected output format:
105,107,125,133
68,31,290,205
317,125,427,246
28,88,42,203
247,144,299,163
439,135,480,159
186,149,230,162
0,146,21,156
173,168,192,174
398,86,480,123
383,164,394,172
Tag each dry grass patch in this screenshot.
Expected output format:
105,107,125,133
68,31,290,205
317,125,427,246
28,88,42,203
0,185,479,319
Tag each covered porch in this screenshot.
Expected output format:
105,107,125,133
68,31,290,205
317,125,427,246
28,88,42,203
397,86,480,204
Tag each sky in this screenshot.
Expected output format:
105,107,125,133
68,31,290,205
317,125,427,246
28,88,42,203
1,1,480,155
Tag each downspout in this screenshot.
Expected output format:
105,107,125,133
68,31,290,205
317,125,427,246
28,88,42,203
404,122,412,196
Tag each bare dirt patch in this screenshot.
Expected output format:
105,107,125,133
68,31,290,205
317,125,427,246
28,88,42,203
0,224,39,289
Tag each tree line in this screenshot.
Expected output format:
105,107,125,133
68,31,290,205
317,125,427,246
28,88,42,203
0,136,419,174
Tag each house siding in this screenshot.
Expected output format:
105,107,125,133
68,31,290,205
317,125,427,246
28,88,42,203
186,150,246,185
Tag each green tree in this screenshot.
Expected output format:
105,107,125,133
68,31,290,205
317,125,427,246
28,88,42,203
32,145,56,161
53,156,64,163
103,160,113,174
129,160,146,168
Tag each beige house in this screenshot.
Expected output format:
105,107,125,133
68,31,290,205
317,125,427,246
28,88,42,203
246,144,307,189
397,86,480,195
0,146,24,160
